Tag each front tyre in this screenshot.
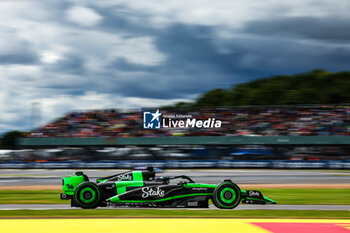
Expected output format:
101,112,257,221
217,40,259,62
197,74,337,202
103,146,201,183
74,182,102,209
212,181,241,209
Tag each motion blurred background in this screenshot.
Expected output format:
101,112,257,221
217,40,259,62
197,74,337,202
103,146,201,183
0,1,349,170
1,75,350,170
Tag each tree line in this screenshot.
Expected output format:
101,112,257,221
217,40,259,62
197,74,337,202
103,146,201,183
0,131,24,148
168,70,350,108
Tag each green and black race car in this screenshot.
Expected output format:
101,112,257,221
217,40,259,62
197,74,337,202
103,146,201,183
60,167,276,209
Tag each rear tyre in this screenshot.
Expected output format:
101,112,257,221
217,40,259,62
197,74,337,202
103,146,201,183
74,182,102,209
212,181,241,209
71,197,78,207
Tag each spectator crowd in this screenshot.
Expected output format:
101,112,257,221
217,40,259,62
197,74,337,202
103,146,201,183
27,105,350,138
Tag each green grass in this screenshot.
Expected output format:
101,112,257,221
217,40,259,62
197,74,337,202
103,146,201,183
1,189,350,205
0,209,349,219
259,189,350,205
0,190,69,204
1,189,349,219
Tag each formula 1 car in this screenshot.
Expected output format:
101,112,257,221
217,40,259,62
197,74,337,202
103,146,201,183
60,167,276,209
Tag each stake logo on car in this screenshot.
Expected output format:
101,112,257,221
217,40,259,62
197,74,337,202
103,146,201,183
141,187,165,198
116,174,132,181
249,191,260,196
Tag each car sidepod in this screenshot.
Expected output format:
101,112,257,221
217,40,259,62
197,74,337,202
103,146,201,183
107,183,215,208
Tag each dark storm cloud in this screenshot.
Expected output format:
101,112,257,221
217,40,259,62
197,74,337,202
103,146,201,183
93,21,350,100
110,59,158,72
0,38,38,65
44,55,86,75
33,13,350,102
0,53,37,64
41,5,350,101
214,34,350,77
155,25,229,73
103,72,217,99
244,17,350,42
100,24,246,99
95,6,152,36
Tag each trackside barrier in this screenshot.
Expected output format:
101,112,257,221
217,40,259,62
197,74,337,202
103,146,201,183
0,160,349,169
17,136,350,146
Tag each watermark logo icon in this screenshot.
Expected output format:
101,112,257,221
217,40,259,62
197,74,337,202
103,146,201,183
143,109,162,129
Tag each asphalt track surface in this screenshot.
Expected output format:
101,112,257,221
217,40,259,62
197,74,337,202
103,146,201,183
0,204,349,210
1,169,350,185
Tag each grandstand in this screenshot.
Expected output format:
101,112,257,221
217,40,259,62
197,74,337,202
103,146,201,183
26,105,350,138
11,104,349,169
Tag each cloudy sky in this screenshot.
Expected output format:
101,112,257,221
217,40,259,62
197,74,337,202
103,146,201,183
0,0,350,133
